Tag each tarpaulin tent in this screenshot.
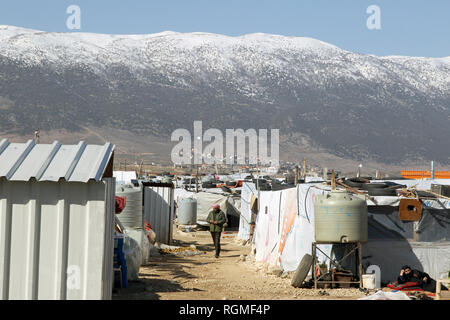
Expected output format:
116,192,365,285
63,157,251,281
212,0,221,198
239,183,331,271
239,180,450,282
237,182,257,240
174,189,241,226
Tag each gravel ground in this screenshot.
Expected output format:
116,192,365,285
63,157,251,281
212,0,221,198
113,229,368,300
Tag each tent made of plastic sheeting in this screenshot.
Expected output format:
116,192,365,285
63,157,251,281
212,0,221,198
239,180,450,278
362,240,450,284
174,189,241,225
237,182,257,240
328,190,450,284
242,183,332,272
334,239,450,284
113,171,137,185
366,198,450,241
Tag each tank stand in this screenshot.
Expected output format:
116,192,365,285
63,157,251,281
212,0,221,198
311,242,363,289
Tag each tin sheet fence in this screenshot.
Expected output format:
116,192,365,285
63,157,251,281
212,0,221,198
144,186,174,245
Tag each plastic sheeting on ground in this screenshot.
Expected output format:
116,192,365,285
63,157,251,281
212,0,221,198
126,229,150,266
122,233,141,281
358,290,410,300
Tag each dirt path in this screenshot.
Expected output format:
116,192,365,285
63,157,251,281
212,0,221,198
113,229,366,300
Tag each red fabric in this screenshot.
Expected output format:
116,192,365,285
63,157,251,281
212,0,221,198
387,281,422,291
115,196,126,214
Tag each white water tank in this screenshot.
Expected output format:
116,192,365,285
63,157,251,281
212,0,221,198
178,198,197,225
314,190,368,243
116,184,143,229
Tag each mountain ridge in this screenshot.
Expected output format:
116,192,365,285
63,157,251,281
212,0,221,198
0,25,449,165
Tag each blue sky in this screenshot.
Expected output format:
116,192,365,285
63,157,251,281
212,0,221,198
0,0,449,57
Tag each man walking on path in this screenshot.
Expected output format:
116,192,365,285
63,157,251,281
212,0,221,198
207,204,226,258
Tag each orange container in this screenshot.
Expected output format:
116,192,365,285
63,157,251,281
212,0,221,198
400,171,450,179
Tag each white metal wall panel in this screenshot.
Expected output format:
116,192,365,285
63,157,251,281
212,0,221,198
102,178,115,300
0,179,114,300
144,186,174,244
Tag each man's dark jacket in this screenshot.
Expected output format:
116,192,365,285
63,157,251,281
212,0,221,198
397,269,437,292
206,209,226,232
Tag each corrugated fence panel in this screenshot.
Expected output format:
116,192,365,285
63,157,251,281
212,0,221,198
0,179,114,300
0,181,12,299
102,178,115,300
38,182,67,299
144,186,174,244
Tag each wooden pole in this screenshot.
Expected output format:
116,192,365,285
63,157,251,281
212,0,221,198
331,170,336,190
294,165,299,185
195,166,199,193
303,158,306,178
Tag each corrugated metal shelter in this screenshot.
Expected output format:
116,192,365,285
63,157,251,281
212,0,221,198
143,182,174,244
0,139,115,300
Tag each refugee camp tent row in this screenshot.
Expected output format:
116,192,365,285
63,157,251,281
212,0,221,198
238,181,450,284
0,140,115,300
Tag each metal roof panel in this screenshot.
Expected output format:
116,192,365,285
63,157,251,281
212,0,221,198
9,142,61,181
69,143,114,182
0,140,114,182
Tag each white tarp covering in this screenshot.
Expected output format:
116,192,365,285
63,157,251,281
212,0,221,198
237,182,257,240
113,171,137,185
174,189,233,225
363,240,450,283
358,290,410,300
240,179,450,278
243,183,331,271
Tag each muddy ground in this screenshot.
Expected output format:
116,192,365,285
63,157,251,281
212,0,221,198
113,228,370,300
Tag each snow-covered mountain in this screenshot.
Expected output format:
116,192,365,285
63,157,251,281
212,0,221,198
0,25,449,164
